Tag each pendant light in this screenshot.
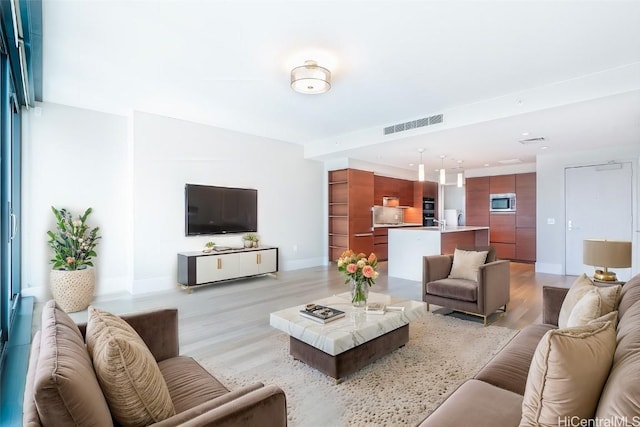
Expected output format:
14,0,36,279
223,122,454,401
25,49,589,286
456,160,464,188
439,155,446,185
418,149,425,182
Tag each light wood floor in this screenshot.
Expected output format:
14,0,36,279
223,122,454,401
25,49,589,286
34,262,578,361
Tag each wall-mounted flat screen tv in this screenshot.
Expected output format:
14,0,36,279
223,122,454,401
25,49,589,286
185,184,258,236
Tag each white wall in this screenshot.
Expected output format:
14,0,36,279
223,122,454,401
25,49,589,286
131,112,324,293
536,145,640,276
22,103,325,299
22,103,131,299
443,185,465,225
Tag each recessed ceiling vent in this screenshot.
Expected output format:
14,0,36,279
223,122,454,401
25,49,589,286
384,113,444,136
519,136,545,145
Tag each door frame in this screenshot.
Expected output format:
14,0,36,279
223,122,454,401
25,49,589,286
563,159,639,277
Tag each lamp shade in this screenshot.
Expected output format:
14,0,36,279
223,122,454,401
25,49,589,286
583,239,632,268
291,60,331,94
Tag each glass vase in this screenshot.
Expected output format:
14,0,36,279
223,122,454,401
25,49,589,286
351,279,368,308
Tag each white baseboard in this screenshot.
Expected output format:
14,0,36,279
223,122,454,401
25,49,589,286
132,276,176,295
535,262,564,275
21,286,48,302
281,257,325,271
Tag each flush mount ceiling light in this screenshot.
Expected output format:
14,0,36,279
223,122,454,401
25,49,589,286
418,148,425,182
291,60,331,94
439,155,446,185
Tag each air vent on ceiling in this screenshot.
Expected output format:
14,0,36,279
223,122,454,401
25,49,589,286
519,137,545,145
498,158,523,165
384,113,444,136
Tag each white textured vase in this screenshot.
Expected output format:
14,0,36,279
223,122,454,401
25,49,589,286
50,267,95,313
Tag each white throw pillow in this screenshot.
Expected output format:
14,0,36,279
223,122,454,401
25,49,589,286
448,249,488,281
566,289,602,328
558,274,622,329
520,321,616,427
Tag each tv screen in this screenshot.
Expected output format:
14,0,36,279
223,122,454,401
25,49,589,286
185,184,258,236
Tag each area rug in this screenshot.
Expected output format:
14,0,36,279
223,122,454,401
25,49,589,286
198,312,518,426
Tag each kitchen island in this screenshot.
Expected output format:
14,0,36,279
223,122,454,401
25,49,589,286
388,226,490,281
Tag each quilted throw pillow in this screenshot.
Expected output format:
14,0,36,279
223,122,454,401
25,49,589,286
86,306,176,427
448,249,488,281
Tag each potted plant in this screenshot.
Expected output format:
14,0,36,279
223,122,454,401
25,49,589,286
203,241,215,253
243,233,259,248
47,206,101,312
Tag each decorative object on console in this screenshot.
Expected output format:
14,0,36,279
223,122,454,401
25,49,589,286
243,233,260,248
203,241,215,253
583,239,632,282
290,60,331,94
47,206,101,313
337,250,379,307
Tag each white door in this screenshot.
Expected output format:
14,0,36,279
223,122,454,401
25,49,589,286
565,162,633,280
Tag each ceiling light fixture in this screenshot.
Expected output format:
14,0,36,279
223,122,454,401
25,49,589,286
456,160,464,188
439,155,446,185
418,149,425,182
291,60,331,94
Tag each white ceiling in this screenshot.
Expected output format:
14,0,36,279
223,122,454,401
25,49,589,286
41,1,640,174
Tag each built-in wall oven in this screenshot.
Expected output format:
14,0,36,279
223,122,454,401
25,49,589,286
423,197,435,226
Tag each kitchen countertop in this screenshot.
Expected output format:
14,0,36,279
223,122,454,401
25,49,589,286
391,225,489,233
372,222,423,228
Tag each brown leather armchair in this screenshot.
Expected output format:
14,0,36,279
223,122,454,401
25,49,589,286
422,246,510,325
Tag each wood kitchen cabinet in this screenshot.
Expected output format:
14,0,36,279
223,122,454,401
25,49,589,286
490,175,515,194
516,228,536,262
515,172,536,261
467,173,536,262
328,169,374,261
490,213,516,259
516,172,536,228
373,175,414,206
374,227,389,261
465,177,490,226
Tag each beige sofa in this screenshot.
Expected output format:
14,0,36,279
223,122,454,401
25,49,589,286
419,272,640,426
23,301,287,426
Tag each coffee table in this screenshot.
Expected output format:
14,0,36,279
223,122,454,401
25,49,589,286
269,292,427,382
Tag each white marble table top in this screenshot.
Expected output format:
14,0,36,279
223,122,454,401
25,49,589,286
269,292,427,356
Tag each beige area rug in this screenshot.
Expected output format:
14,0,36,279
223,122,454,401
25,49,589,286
198,312,518,427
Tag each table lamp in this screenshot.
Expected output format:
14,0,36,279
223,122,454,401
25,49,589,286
583,239,632,282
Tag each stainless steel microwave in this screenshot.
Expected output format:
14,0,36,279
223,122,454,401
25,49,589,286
490,193,516,212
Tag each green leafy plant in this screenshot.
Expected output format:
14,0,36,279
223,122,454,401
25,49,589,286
243,233,259,242
205,241,215,248
47,207,101,271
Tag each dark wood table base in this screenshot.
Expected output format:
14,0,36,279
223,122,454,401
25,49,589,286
289,324,409,382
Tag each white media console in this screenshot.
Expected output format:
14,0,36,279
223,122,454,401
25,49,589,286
177,246,278,291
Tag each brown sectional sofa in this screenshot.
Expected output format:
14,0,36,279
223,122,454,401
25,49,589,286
419,272,640,426
23,301,287,426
